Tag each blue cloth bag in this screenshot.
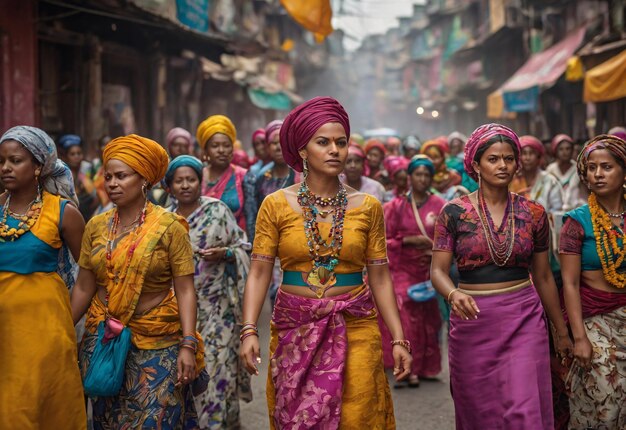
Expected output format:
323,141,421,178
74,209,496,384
407,280,437,302
83,321,132,397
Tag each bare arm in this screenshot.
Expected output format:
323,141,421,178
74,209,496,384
367,263,411,380
240,259,274,375
173,274,197,384
60,203,85,261
70,268,98,325
530,251,572,354
430,250,479,320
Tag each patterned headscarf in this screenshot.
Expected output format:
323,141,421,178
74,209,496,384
519,135,545,158
576,134,626,182
164,155,204,185
0,126,78,205
280,96,350,172
196,115,237,149
408,154,435,175
551,133,574,155
265,120,284,142
165,127,192,152
384,156,409,178
103,134,169,186
464,123,521,181
58,134,82,150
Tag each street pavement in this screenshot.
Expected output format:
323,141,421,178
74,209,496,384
240,299,456,429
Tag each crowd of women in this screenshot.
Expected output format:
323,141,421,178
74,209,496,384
0,96,624,430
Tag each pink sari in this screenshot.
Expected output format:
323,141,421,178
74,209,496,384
202,164,247,231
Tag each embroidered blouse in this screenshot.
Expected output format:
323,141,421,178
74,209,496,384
433,194,549,280
251,190,388,273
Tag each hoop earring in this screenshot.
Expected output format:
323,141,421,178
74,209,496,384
303,159,309,179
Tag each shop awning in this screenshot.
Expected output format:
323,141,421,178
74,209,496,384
498,27,586,112
584,49,626,103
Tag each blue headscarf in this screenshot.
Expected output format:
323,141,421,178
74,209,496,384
1,126,78,205
407,154,435,176
164,155,204,185
58,134,82,150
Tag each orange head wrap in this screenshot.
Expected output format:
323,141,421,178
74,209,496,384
196,115,237,149
103,134,169,186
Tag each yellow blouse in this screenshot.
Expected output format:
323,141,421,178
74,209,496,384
78,206,194,293
252,190,388,273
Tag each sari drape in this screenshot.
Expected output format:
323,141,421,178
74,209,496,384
202,164,247,232
170,196,252,429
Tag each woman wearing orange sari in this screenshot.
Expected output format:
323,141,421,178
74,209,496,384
71,134,205,429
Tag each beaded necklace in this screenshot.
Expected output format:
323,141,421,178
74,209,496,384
588,193,625,288
105,201,148,288
297,181,348,297
0,193,43,242
475,189,516,266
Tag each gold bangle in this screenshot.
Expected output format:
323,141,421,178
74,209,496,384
447,289,458,302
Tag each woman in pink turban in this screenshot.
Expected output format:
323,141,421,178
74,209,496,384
383,155,409,202
239,96,411,429
421,138,461,194
166,127,193,159
430,123,572,430
546,133,577,190
341,143,385,202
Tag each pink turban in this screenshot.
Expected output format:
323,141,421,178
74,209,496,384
464,123,521,181
348,143,369,176
265,120,284,142
252,128,266,143
519,135,545,158
551,133,573,155
279,97,350,172
166,127,192,151
232,149,250,169
384,156,409,178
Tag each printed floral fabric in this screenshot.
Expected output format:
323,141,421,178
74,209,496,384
267,286,395,429
171,196,252,429
80,335,200,430
568,307,625,430
433,193,549,270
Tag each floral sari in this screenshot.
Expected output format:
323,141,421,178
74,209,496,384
170,196,252,429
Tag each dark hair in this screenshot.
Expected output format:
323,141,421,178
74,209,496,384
473,134,519,163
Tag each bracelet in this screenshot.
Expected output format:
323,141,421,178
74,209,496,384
240,331,259,342
241,320,257,326
447,289,458,302
390,339,412,354
182,335,198,343
180,343,197,353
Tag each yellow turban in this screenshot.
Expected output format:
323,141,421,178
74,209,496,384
196,115,237,148
103,134,169,186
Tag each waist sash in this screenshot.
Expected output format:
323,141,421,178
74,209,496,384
282,270,363,287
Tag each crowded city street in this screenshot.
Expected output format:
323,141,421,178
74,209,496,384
1,0,626,429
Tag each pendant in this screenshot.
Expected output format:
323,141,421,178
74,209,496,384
318,210,330,218
306,266,337,298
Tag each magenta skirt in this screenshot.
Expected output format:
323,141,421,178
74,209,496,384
449,284,553,430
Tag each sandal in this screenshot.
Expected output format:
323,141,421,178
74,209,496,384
408,375,420,388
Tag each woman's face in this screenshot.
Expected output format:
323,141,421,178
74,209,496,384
169,137,190,159
404,147,418,159
253,135,267,159
366,148,384,169
556,141,573,163
300,122,348,178
585,149,626,197
64,145,84,170
169,166,201,205
267,132,285,165
0,140,41,193
394,169,408,190
473,142,517,188
520,146,541,173
204,133,233,169
449,139,464,157
410,165,433,194
104,159,145,207
344,153,364,182
425,147,444,170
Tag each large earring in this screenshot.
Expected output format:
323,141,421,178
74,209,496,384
303,158,309,179
477,171,482,189
142,182,148,198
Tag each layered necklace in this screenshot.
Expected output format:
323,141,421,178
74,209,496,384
588,193,625,288
0,192,43,242
297,180,348,297
105,201,148,287
475,188,516,266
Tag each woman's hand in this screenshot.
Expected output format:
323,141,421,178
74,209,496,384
240,335,261,375
449,291,480,320
198,247,226,261
392,345,412,381
413,236,434,250
572,336,593,369
554,331,573,358
176,347,196,386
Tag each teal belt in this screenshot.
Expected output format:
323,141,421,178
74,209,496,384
282,271,363,287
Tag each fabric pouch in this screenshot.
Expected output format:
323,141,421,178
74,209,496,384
83,318,132,397
407,280,437,302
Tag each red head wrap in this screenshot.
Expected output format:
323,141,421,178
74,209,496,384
252,128,266,143
551,133,573,155
464,123,521,181
519,135,545,158
279,97,350,172
385,156,409,178
364,138,387,155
